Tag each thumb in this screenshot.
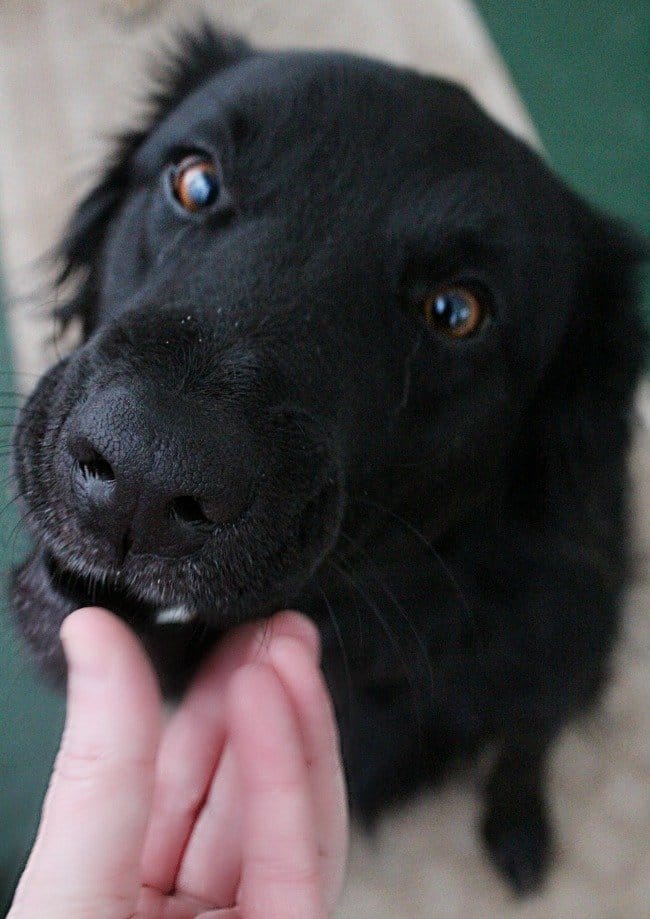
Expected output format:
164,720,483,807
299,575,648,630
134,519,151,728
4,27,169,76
8,607,162,919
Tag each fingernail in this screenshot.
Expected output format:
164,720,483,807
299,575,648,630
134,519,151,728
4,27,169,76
274,611,321,660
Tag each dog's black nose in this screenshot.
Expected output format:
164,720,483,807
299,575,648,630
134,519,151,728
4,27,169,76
62,386,256,560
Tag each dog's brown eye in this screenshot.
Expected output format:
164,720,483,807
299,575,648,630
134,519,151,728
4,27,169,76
422,286,484,338
171,156,220,212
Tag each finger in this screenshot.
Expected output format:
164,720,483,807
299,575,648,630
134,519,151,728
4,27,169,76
174,740,242,904
142,612,319,896
258,611,321,660
267,635,348,912
173,613,320,905
229,661,326,919
8,607,161,919
141,620,260,892
136,886,217,919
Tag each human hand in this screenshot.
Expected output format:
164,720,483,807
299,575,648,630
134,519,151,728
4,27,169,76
8,607,348,919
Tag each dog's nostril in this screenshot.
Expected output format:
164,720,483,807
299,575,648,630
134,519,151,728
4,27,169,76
169,495,212,526
74,448,115,483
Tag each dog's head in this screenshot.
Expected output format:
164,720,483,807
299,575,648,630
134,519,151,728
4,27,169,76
12,29,646,692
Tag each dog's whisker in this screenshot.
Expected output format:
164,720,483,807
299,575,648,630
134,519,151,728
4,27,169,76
348,497,497,686
314,577,354,732
328,554,425,759
0,474,19,493
352,495,473,620
0,489,26,526
337,528,437,702
156,224,193,267
4,503,38,558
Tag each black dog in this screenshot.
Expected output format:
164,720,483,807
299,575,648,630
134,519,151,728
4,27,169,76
11,28,646,893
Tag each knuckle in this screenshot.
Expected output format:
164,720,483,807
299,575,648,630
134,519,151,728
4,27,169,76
53,745,111,784
53,744,155,786
250,855,322,891
251,771,306,798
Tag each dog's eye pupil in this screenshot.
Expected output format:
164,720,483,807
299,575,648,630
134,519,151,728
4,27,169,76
422,287,484,339
172,156,220,212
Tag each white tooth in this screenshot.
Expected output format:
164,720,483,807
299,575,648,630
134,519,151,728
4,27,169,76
155,604,197,625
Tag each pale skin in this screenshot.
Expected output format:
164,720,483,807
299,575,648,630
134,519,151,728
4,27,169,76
8,607,348,919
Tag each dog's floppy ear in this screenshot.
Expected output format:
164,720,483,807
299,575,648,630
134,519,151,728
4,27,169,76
54,24,251,336
525,203,647,545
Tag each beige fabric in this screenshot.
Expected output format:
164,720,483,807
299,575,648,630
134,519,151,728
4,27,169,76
0,3,647,917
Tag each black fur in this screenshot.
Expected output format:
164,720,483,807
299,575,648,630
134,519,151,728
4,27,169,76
11,27,647,892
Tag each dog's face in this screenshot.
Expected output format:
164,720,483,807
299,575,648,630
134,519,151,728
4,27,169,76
11,34,644,692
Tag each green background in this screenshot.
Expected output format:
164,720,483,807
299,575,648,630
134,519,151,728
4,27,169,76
479,0,649,304
0,2,648,912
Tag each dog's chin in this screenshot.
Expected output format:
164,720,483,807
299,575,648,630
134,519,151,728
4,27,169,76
11,479,344,696
10,548,228,696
